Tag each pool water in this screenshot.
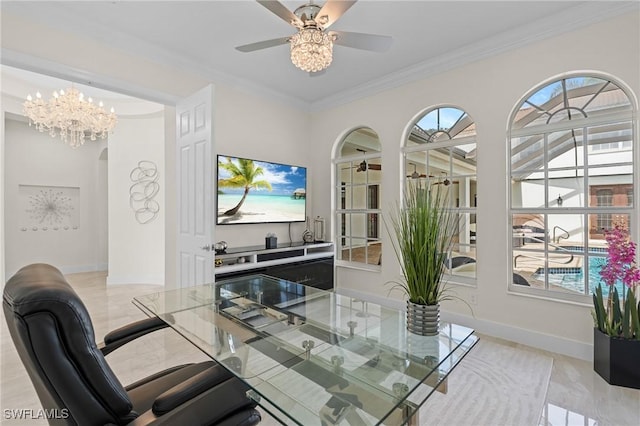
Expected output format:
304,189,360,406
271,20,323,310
534,256,627,297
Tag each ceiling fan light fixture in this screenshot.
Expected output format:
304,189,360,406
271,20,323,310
290,27,333,73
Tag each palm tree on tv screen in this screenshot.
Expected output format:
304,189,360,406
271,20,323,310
218,157,272,216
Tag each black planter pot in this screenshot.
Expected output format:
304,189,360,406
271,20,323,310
593,328,640,389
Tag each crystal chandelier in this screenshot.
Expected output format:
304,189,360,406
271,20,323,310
290,27,334,73
23,87,117,148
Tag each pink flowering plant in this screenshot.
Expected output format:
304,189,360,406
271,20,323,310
593,225,640,339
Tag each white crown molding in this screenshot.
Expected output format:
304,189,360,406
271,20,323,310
1,47,310,112
1,48,181,106
2,2,637,112
1,69,166,118
57,7,311,111
309,1,639,112
1,4,310,112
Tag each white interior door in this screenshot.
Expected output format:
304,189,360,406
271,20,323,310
176,85,215,287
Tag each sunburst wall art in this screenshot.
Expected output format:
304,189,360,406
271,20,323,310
19,185,80,231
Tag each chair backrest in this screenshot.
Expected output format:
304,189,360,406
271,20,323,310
3,264,137,426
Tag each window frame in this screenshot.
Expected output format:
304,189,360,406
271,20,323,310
334,130,383,271
508,73,638,304
403,106,478,286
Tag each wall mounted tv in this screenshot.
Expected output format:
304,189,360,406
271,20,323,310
217,155,307,225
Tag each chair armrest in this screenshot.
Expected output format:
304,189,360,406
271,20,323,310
99,315,173,356
152,364,233,415
126,376,260,426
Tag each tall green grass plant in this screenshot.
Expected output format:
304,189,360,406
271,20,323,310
386,179,458,305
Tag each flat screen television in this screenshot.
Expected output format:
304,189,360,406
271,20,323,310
217,155,307,225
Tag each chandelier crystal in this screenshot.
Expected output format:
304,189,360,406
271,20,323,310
290,28,333,73
23,87,117,148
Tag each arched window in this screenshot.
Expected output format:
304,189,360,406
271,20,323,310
404,106,477,284
335,127,382,268
509,74,637,302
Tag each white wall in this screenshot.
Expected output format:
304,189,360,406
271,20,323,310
1,72,165,285
309,12,640,360
3,118,107,277
1,11,311,285
107,114,165,285
212,85,311,248
159,87,312,287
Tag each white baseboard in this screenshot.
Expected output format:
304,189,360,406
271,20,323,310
337,287,405,310
58,263,108,275
442,311,592,362
336,287,593,362
106,274,164,286
4,264,109,282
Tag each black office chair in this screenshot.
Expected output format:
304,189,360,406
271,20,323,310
3,263,261,426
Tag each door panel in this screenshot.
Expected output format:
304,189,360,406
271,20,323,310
176,85,214,287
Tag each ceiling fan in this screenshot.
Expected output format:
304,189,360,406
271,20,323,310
430,173,459,186
356,160,381,172
353,148,381,172
235,0,393,73
407,162,426,179
432,179,459,186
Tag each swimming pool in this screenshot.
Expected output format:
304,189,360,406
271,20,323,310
533,256,626,297
560,245,608,254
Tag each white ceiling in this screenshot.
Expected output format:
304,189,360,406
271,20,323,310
1,1,636,109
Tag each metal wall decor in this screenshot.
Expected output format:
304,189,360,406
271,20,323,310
19,185,80,231
129,160,160,224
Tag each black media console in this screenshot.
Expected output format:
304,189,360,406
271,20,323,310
214,242,334,290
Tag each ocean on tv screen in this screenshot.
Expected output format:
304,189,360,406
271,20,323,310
217,193,305,224
217,155,307,225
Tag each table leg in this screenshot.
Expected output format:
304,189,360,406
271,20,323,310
403,403,418,426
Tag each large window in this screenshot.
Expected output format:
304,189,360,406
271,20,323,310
509,74,637,302
335,128,382,268
404,106,477,284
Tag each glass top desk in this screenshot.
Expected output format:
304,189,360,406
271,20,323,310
133,274,478,425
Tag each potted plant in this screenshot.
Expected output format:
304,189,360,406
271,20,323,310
592,224,640,389
386,178,458,336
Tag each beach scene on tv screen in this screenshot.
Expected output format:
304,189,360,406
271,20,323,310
217,156,307,224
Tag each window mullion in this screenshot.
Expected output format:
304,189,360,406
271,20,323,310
543,132,550,291
511,109,633,138
583,125,589,287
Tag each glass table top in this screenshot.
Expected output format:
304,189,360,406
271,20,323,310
133,274,478,425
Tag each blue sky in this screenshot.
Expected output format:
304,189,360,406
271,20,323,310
218,156,307,196
416,107,466,132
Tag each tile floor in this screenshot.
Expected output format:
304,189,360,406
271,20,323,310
1,271,639,425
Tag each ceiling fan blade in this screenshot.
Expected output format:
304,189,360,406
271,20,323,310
235,36,290,52
256,0,302,27
316,0,357,29
330,31,393,52
368,164,382,170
